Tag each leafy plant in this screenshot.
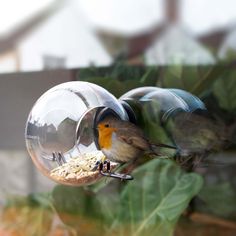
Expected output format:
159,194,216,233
51,159,203,236
161,66,225,97
213,71,236,111
110,159,203,236
4,64,236,235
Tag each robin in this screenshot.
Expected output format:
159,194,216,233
95,115,176,179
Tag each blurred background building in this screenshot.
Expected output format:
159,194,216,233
1,0,236,202
0,0,236,73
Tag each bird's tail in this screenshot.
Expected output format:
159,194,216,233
151,142,176,149
148,142,177,157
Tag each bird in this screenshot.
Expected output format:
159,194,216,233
96,116,176,164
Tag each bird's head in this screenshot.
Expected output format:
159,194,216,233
96,117,119,149
97,117,118,133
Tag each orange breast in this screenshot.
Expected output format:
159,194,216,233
98,127,116,149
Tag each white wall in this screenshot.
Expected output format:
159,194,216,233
0,55,17,73
18,0,112,71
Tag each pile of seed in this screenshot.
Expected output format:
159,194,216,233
50,151,117,186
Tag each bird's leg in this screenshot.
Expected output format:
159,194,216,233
92,155,107,171
91,157,133,180
95,160,133,180
99,162,104,172
103,160,111,172
92,160,102,171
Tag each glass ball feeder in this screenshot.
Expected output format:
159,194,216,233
120,87,207,155
120,87,206,122
25,82,128,186
26,81,207,186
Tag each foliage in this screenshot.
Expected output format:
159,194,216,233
51,159,203,236
3,63,236,235
79,64,227,98
213,72,236,112
76,63,236,234
112,159,203,236
78,64,158,97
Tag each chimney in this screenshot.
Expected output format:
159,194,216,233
165,0,180,24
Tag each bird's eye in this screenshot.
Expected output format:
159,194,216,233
104,124,109,128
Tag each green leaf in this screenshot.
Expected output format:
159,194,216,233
213,73,236,111
162,66,222,96
190,66,224,95
162,66,184,89
114,159,203,236
168,65,183,79
142,101,169,142
137,101,175,157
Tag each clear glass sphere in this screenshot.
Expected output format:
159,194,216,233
120,87,208,154
25,81,128,185
120,86,206,123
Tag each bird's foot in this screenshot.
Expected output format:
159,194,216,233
92,159,133,180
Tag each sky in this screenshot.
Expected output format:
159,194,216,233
78,0,164,35
78,0,236,35
0,0,54,36
0,0,236,36
182,0,236,35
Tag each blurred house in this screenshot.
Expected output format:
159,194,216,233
93,0,217,65
2,0,236,71
144,25,216,65
82,0,164,61
96,26,163,61
96,0,236,65
198,28,227,54
92,0,218,65
0,0,111,73
144,0,215,65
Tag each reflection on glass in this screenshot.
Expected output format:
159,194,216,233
120,86,208,155
25,81,128,184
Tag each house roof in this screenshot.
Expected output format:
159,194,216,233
198,29,227,51
218,26,236,59
145,25,216,65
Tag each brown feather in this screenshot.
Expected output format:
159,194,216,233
118,135,151,151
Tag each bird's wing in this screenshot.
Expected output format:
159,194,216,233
118,135,150,151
